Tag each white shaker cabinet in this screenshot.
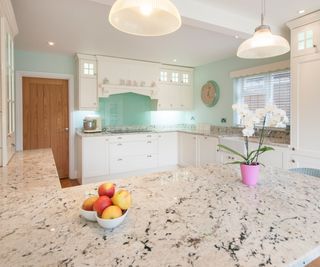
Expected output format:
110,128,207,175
76,54,98,110
157,66,194,111
198,136,219,165
78,135,109,183
287,11,320,169
109,134,158,174
179,133,197,166
158,132,178,166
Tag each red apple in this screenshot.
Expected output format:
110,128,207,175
112,189,131,210
101,205,123,219
82,196,99,211
93,196,112,216
98,183,115,198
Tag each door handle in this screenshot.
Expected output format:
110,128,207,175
65,128,69,132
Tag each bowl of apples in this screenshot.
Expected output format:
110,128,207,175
80,182,131,229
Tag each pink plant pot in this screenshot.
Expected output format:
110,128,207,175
240,164,260,186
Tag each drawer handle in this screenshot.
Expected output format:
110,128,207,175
117,143,122,146
117,137,122,139
147,141,152,144
147,135,152,137
292,147,295,151
118,158,123,161
147,155,152,158
291,159,296,163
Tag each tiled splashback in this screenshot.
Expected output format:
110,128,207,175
98,93,192,126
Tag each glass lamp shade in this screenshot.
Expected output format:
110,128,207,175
109,0,182,36
237,26,290,59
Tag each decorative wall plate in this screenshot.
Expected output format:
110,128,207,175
201,80,220,107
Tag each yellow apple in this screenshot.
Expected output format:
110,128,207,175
112,189,131,210
82,196,99,211
101,205,123,219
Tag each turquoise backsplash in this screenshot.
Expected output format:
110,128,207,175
98,93,152,126
96,93,192,126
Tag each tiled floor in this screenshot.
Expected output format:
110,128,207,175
60,178,80,188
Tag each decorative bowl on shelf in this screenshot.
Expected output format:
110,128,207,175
96,209,129,229
80,208,97,222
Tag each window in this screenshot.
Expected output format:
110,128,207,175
160,71,168,82
182,73,189,84
171,72,179,83
234,70,291,125
298,30,314,50
83,62,95,75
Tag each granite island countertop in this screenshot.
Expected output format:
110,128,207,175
1,149,319,267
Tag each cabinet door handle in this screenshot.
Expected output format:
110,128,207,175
147,155,152,158
291,159,296,163
147,135,152,137
118,158,123,161
117,143,122,146
117,137,122,139
292,147,295,151
147,141,152,144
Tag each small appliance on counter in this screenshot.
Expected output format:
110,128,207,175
83,116,102,133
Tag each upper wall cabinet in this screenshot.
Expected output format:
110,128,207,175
288,12,320,58
97,56,160,99
156,65,194,110
76,54,98,111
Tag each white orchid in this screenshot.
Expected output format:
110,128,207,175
242,127,255,137
218,103,288,165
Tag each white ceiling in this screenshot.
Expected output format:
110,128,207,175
11,0,320,67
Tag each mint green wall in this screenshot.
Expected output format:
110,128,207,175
15,49,75,74
193,53,290,126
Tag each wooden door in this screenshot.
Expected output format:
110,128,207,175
23,77,69,178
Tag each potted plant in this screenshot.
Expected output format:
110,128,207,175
218,104,289,186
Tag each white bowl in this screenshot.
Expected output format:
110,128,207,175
80,208,97,222
96,209,128,229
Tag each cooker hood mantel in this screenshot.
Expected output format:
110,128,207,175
99,83,159,99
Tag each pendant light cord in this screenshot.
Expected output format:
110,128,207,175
261,0,266,25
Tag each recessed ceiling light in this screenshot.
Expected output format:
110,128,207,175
298,10,305,14
173,59,177,62
235,35,239,39
48,41,55,46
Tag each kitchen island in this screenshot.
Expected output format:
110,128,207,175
0,149,319,267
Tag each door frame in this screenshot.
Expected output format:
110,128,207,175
16,71,76,178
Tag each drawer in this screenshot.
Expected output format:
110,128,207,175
110,154,158,174
108,133,157,143
109,140,158,156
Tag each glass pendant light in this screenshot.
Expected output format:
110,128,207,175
109,0,182,36
237,0,290,59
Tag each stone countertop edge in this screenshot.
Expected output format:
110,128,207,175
76,129,290,147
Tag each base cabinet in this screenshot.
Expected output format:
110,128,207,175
78,136,109,183
198,136,219,165
179,133,197,166
179,133,219,166
158,132,178,166
287,153,320,169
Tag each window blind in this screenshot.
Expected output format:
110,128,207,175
234,69,291,124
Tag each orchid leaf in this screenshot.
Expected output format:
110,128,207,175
225,161,245,165
217,144,246,160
